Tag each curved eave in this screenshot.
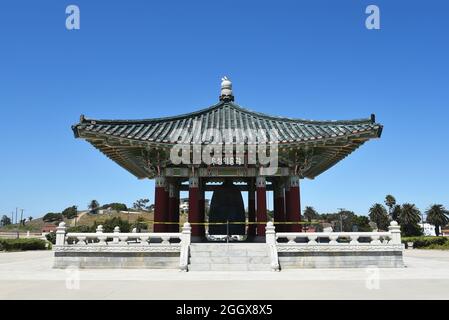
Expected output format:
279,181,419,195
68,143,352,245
74,102,377,126
74,127,381,180
72,104,383,180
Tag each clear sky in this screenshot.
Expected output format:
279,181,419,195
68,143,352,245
0,0,448,219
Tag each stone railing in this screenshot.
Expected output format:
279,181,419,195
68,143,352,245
266,221,404,269
54,222,191,270
272,221,402,250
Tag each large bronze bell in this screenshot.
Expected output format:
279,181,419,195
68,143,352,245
208,182,246,235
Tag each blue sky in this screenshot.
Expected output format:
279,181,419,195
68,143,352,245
0,0,448,219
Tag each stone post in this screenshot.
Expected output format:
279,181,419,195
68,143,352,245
181,222,192,246
96,224,106,244
55,222,66,245
113,226,120,243
180,222,191,271
265,221,276,245
388,221,401,244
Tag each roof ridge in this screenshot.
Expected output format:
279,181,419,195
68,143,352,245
77,101,377,126
227,102,376,125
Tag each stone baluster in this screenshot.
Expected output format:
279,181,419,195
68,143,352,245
287,235,296,244
265,221,276,245
349,235,359,244
388,221,401,244
113,226,120,243
55,222,67,245
329,234,338,244
119,235,129,244
307,235,318,245
161,236,171,245
370,235,381,244
76,236,86,245
140,235,149,245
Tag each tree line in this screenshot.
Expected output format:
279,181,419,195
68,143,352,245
302,194,449,237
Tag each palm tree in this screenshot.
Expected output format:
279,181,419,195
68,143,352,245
303,206,319,231
426,204,449,236
303,206,319,222
391,205,401,221
399,203,422,236
368,203,389,230
88,200,100,214
28,216,33,222
384,195,396,219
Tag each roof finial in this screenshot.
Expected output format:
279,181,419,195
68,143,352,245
219,76,234,102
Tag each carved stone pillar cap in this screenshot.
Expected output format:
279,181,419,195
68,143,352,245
156,176,166,187
256,176,266,188
289,175,300,187
189,176,199,188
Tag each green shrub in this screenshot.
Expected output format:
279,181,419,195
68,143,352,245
67,225,95,233
402,236,448,248
426,242,449,250
101,203,128,211
62,206,78,219
0,238,50,251
45,232,57,244
101,217,131,232
42,212,63,222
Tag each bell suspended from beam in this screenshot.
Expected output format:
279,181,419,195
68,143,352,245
208,181,245,236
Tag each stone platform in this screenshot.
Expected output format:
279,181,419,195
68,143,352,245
52,221,404,270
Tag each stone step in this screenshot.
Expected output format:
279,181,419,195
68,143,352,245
188,263,271,272
188,243,272,271
189,256,271,265
189,244,268,252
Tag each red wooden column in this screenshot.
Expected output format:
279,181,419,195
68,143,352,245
154,176,168,232
256,176,267,236
247,179,256,236
188,176,201,238
286,176,301,232
273,181,286,232
168,180,179,232
174,182,180,231
284,183,291,232
198,180,206,237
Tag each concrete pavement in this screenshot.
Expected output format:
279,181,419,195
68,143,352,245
0,250,448,299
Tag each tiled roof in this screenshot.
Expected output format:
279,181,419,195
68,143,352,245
72,101,382,179
73,101,382,144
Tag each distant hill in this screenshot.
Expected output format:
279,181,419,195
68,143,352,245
0,210,188,233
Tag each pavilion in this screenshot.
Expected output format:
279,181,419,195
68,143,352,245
72,78,382,240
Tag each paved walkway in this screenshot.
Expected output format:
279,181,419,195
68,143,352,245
0,250,448,299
